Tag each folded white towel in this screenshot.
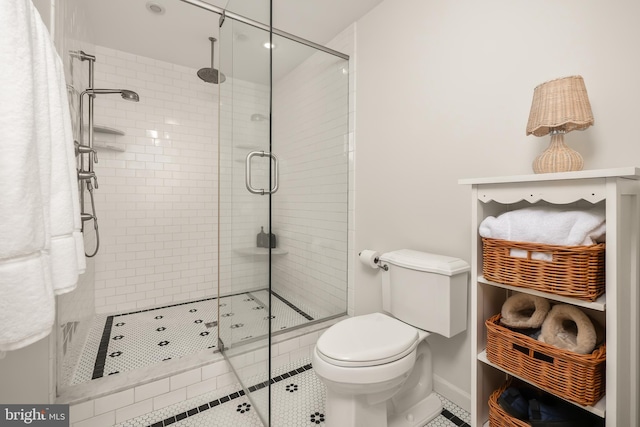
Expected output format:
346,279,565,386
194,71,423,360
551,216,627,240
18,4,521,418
0,0,84,351
479,206,606,246
0,254,55,351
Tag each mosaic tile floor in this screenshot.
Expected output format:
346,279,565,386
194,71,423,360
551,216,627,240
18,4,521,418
117,358,471,427
68,290,315,386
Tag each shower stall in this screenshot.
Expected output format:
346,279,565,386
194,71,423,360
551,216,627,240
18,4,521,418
55,0,350,424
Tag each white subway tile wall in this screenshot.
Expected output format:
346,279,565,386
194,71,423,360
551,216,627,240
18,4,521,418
68,35,354,317
270,26,354,316
90,45,282,314
90,45,220,313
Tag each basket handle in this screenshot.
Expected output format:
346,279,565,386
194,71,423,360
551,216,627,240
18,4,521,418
513,343,555,364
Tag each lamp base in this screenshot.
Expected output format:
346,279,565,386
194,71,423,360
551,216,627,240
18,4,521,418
533,133,584,174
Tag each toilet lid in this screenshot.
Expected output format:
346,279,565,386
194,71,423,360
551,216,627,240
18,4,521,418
316,313,419,367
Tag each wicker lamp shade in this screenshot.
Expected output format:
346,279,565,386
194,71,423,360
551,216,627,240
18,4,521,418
526,76,594,174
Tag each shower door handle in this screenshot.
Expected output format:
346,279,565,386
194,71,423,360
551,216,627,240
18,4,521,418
245,151,279,195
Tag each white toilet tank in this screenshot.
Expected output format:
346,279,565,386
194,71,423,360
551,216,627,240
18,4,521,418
379,250,470,338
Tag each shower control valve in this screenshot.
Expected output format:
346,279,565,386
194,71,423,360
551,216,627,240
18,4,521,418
80,213,95,222
74,141,98,163
77,170,99,189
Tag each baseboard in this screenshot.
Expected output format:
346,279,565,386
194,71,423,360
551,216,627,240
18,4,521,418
433,374,471,413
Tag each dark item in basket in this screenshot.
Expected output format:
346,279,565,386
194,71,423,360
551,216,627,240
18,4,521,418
497,386,537,419
498,385,596,426
528,397,598,426
490,380,605,427
509,326,542,340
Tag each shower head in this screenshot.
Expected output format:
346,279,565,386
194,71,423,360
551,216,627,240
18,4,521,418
87,88,140,102
251,113,268,122
197,68,225,84
198,37,226,84
120,90,140,102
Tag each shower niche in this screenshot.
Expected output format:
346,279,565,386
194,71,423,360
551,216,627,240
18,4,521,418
93,125,126,151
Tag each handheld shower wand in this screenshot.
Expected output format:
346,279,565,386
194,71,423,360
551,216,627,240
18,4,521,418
73,50,140,257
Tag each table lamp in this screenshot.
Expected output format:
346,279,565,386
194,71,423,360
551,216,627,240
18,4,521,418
526,75,594,173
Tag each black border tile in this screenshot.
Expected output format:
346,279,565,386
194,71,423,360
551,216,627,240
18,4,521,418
92,315,114,380
441,408,471,427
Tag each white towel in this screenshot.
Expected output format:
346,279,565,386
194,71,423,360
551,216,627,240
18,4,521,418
479,206,606,246
46,23,86,291
0,0,85,351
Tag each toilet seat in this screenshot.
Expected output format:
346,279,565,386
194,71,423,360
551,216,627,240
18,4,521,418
316,313,419,367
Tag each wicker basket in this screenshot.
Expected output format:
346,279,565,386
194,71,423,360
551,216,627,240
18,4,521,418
485,313,606,406
488,380,530,427
482,238,605,301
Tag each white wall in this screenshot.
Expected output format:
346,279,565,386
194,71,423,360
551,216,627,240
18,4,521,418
355,0,640,407
0,339,50,404
31,0,51,33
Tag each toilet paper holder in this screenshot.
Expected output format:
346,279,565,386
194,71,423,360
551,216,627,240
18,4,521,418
358,251,389,271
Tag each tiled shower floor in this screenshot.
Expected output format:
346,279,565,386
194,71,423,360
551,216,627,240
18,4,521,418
116,358,471,427
67,290,317,386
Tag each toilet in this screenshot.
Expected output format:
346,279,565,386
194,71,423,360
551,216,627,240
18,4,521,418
312,249,470,427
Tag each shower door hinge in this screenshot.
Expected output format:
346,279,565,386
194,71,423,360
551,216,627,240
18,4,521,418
219,10,226,27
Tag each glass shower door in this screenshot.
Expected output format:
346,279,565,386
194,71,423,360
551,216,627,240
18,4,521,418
218,16,273,426
218,8,349,426
270,34,350,326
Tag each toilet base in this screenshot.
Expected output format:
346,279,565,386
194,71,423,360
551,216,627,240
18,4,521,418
324,390,442,427
388,392,442,427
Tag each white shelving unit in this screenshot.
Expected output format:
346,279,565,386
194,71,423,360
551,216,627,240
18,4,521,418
459,167,640,427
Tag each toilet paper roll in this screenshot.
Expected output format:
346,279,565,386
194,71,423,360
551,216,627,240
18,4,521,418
359,250,380,269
